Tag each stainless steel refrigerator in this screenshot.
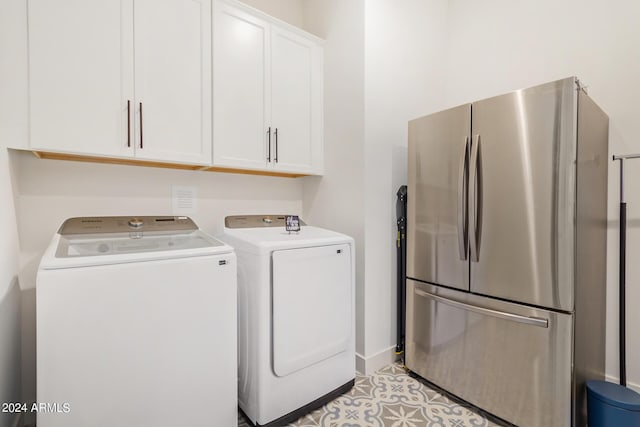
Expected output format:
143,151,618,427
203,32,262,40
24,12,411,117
405,77,608,427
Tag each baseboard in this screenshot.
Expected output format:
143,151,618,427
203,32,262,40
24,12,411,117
11,412,22,427
604,374,640,393
356,345,399,375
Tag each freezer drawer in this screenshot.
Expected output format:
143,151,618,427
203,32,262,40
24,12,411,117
406,280,572,427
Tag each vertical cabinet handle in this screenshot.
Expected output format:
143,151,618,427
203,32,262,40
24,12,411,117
139,102,143,149
126,100,131,147
274,128,278,163
267,127,271,162
469,134,482,262
457,137,469,260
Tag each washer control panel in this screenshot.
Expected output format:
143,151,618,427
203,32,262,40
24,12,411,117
127,218,145,228
58,216,198,235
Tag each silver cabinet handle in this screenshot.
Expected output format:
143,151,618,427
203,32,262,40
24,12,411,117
414,288,548,328
274,128,278,163
469,135,481,262
127,100,131,148
139,102,143,149
267,127,271,162
457,137,469,260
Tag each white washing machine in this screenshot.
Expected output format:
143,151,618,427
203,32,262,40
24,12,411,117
220,215,355,427
36,216,237,427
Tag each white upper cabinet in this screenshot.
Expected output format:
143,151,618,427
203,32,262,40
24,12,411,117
212,3,270,170
133,0,211,164
28,0,134,158
28,0,212,166
270,27,322,173
213,0,323,175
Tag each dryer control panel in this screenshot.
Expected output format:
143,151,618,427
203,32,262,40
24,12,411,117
225,215,306,229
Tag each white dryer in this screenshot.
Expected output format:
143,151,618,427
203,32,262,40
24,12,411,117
220,215,355,427
37,216,237,427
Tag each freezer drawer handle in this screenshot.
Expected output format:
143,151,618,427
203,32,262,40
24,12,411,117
414,288,549,328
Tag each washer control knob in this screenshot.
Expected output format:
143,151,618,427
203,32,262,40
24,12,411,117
262,217,272,224
128,218,144,228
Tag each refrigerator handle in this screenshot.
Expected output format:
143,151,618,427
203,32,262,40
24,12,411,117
414,288,549,328
469,134,482,262
457,137,469,260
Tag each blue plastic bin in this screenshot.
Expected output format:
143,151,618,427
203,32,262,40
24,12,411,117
586,380,640,426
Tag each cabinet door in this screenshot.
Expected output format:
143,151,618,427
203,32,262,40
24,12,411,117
271,27,323,174
212,2,269,170
133,0,212,165
28,0,134,157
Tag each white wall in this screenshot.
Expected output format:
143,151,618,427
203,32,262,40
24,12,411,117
0,0,27,425
361,0,448,371
15,153,303,258
238,0,305,28
0,6,25,279
0,150,22,427
0,1,26,427
300,0,366,357
0,151,21,427
443,0,640,391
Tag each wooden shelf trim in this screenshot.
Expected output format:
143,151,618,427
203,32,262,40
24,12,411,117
31,151,309,178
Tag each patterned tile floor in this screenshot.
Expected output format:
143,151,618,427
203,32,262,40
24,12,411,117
238,363,501,427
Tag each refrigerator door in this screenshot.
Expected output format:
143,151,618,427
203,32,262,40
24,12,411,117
469,77,576,311
408,104,471,291
405,279,572,427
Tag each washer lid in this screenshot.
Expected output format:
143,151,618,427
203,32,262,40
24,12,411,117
57,230,224,258
40,217,233,269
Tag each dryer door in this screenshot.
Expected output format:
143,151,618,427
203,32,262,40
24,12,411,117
272,243,351,377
